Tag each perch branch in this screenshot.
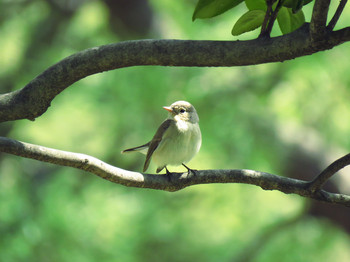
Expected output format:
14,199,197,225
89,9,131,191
1,137,350,207
1,24,350,123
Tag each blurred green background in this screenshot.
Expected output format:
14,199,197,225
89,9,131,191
1,0,350,261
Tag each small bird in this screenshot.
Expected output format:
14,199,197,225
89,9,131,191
122,101,201,175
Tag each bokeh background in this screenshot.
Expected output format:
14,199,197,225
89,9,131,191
1,0,350,261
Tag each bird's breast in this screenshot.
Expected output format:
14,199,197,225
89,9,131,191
151,121,201,167
175,119,191,132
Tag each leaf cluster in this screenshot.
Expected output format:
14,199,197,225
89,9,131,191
192,0,313,36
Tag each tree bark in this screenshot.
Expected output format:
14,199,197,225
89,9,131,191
1,24,350,123
1,137,350,207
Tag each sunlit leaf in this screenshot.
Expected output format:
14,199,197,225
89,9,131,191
192,0,244,21
277,7,305,34
232,10,265,36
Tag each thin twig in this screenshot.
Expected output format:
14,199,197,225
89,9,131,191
308,153,350,193
327,0,348,31
1,136,350,206
265,0,284,36
259,0,275,38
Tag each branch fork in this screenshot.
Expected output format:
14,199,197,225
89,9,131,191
307,153,350,193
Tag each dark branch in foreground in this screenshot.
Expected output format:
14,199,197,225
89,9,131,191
1,24,350,123
310,0,331,41
327,0,348,31
1,137,350,207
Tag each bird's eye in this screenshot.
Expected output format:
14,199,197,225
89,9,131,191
180,109,185,113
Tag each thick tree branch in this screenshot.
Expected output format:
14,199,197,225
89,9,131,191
310,0,331,41
1,137,350,207
1,24,350,123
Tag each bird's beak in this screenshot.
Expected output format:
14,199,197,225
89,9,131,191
163,106,173,113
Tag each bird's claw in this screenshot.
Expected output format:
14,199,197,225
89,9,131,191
182,163,197,177
165,167,172,181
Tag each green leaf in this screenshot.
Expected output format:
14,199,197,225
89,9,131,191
277,7,305,35
283,0,298,8
192,0,244,21
232,10,266,36
292,0,304,13
303,0,314,5
283,0,304,13
245,0,268,11
283,0,313,8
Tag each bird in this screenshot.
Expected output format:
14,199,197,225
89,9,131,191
122,100,201,175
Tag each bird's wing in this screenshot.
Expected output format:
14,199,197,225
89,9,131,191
143,119,173,172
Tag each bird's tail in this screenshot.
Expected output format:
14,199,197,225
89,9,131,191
121,142,149,155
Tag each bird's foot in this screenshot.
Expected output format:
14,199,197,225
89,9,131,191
182,163,197,176
165,167,172,182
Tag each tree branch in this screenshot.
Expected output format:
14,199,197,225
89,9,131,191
327,0,348,31
259,0,274,38
308,153,350,193
310,0,331,41
265,0,284,37
1,24,350,123
1,136,350,207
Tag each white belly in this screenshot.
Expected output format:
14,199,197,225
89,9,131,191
151,121,201,168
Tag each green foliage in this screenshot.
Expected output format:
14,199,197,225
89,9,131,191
245,0,270,11
291,0,304,13
1,0,350,261
283,0,313,12
192,0,312,36
232,10,266,36
277,7,305,34
192,0,244,21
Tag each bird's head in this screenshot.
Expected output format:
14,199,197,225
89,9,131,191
163,101,199,124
